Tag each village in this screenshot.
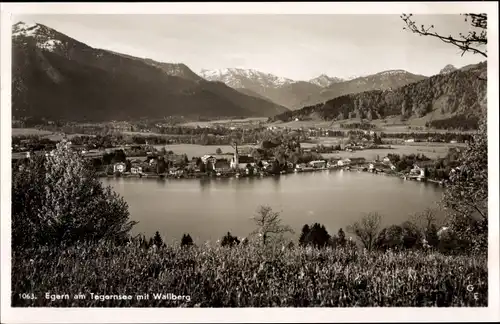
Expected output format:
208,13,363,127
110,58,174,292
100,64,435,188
12,131,451,185
100,144,437,183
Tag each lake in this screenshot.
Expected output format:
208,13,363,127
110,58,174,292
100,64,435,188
102,170,444,244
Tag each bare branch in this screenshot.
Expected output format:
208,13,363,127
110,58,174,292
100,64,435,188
401,13,487,58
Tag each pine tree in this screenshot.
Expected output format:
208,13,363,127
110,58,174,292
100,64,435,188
221,232,240,247
153,231,164,247
337,228,346,247
181,233,194,247
299,224,310,246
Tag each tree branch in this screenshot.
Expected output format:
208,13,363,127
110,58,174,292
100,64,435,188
401,13,487,58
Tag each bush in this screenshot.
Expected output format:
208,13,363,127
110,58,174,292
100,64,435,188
11,140,137,249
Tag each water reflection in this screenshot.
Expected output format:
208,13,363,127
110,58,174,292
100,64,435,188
200,178,211,191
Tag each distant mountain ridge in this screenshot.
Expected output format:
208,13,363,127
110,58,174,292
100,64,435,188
200,67,430,110
12,21,289,122
269,61,487,125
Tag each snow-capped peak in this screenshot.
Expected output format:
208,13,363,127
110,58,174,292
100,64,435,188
12,21,64,53
199,68,294,88
377,69,409,76
12,21,41,37
309,74,344,87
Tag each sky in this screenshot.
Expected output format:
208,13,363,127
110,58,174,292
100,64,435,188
15,14,486,80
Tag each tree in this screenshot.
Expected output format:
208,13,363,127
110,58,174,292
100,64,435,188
442,116,488,252
400,221,422,249
410,208,443,235
156,156,166,174
299,223,331,248
299,224,310,246
375,225,404,251
216,147,223,154
401,13,487,57
221,232,240,247
246,163,254,176
12,140,137,249
271,160,281,174
153,231,164,247
251,205,294,245
337,228,346,247
347,212,382,251
125,159,132,172
199,161,207,173
112,149,127,164
196,157,203,168
181,233,194,247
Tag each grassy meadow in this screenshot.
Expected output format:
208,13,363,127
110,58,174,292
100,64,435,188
12,241,487,307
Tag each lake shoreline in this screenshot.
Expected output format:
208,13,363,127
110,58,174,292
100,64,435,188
98,166,446,187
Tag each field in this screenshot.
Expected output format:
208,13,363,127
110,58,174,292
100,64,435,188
180,117,268,128
122,131,175,137
267,117,476,134
320,146,445,161
151,141,460,160
152,144,254,158
12,241,487,307
12,128,92,141
301,137,464,160
11,128,54,136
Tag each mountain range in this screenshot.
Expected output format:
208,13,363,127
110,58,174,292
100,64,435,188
269,61,487,124
199,68,428,110
12,22,289,122
11,21,485,124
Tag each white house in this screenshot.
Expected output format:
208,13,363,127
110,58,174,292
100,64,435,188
308,160,326,169
382,156,392,164
337,158,351,167
131,166,143,174
169,168,184,176
113,162,126,173
201,154,217,165
405,138,415,143
410,164,426,177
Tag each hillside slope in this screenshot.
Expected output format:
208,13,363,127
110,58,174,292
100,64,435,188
269,62,487,124
12,22,288,122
